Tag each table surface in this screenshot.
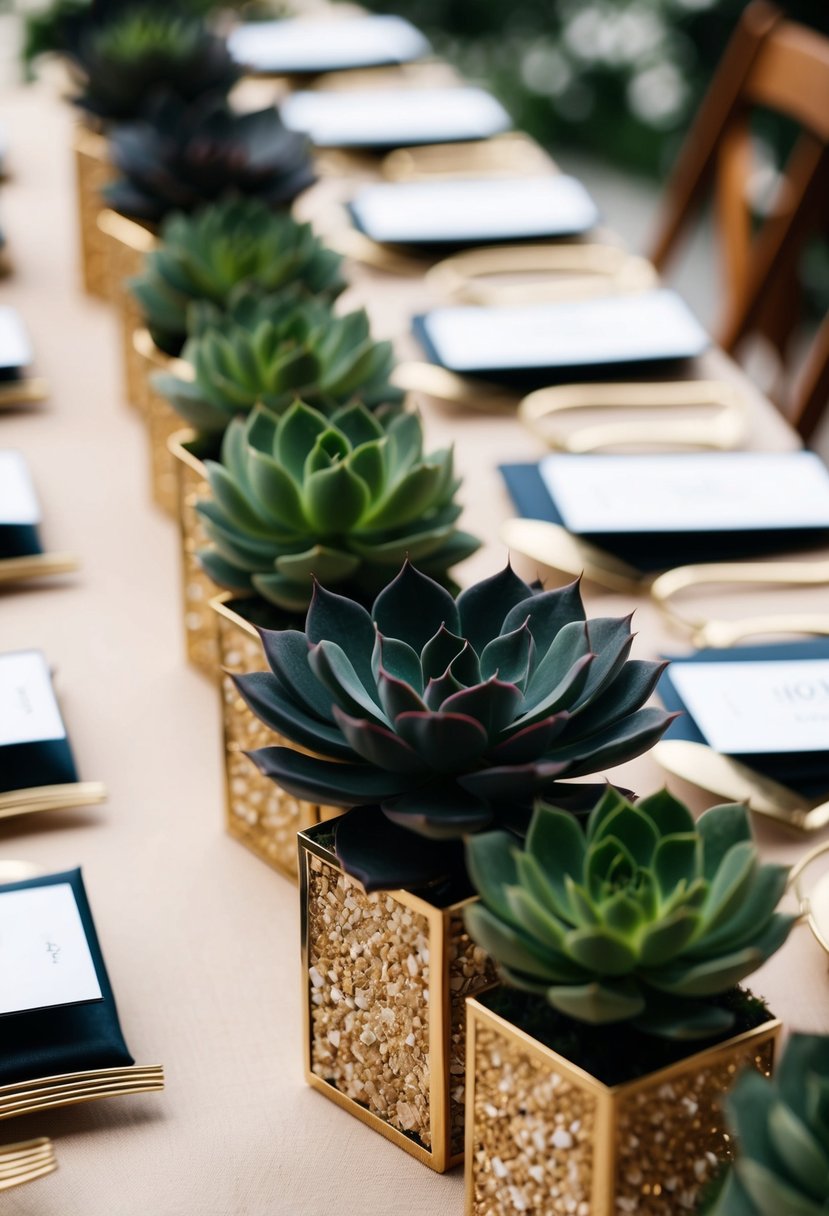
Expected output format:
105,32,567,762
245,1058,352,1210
0,83,827,1216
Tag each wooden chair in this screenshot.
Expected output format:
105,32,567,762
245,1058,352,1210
648,1,829,438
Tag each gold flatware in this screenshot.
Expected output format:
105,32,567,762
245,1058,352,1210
0,379,50,409
0,553,79,584
381,132,555,181
501,517,646,593
651,559,829,644
0,1065,165,1121
654,739,829,833
519,380,748,453
0,782,108,819
0,1138,56,1189
391,361,519,412
426,242,657,306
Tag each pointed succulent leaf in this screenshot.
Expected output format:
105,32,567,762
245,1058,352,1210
480,620,535,687
420,624,468,684
440,679,524,738
233,672,353,759
371,633,423,694
465,831,520,923
257,627,335,722
248,745,415,806
636,788,697,838
638,909,702,967
307,640,388,725
563,927,638,976
464,904,579,984
767,1100,829,1201
501,577,586,657
274,546,362,585
306,582,377,695
456,563,535,655
383,787,493,839
488,714,571,764
372,562,460,650
545,979,645,1025
331,707,425,774
394,711,488,772
698,803,753,881
304,461,370,534
592,803,659,867
505,886,569,954
376,667,426,723
653,833,701,899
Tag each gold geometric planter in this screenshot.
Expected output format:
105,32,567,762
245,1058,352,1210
212,594,342,881
95,210,156,412
135,331,186,514
169,430,219,675
465,995,781,1216
299,824,497,1172
73,124,114,299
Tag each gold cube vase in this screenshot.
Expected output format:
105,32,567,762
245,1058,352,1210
73,125,114,299
465,995,781,1216
96,210,156,412
212,594,341,880
169,430,220,674
135,331,186,514
299,824,497,1172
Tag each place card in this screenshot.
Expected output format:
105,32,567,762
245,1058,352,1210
667,656,829,756
539,451,829,536
0,651,65,748
414,289,709,375
348,175,599,246
0,451,41,527
0,883,102,1016
0,869,134,1086
281,85,511,149
0,308,32,376
228,15,430,75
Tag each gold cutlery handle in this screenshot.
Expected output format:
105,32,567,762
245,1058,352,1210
0,782,108,819
695,613,829,648
0,553,79,584
391,361,517,412
0,379,50,408
381,132,555,181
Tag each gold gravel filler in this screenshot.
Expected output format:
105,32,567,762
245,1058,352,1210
175,451,219,673
448,912,498,1156
614,1039,776,1216
217,609,324,879
74,127,115,300
470,1019,597,1215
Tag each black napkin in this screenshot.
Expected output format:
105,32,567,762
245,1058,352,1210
500,462,829,572
658,640,829,800
0,869,134,1085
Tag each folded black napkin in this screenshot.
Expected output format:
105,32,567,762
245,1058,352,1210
0,868,134,1086
658,640,829,799
500,462,829,572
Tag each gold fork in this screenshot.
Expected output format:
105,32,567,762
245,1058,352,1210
0,1137,57,1189
0,553,79,584
0,1065,165,1121
0,782,108,820
0,380,50,409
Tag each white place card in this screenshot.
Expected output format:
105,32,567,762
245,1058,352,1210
228,15,430,74
0,651,66,747
0,883,102,1015
0,451,41,526
350,175,599,244
668,658,829,755
0,307,33,372
281,86,511,148
539,451,829,534
417,289,709,372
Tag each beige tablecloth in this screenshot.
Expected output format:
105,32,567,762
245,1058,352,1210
0,84,827,1216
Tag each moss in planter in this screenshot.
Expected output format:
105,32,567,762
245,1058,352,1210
479,985,772,1089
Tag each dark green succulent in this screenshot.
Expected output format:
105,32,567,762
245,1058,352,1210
129,197,345,356
707,1034,829,1216
465,791,794,1039
236,562,674,889
70,10,240,122
198,400,480,612
153,290,402,438
104,94,315,224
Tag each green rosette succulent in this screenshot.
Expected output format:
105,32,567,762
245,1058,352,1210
707,1034,829,1216
70,10,240,122
465,791,794,1039
198,400,480,612
152,291,402,438
129,198,345,356
105,94,315,225
236,562,674,889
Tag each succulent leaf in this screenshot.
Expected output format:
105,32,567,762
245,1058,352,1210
465,795,794,1039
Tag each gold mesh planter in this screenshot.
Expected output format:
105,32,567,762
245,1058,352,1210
134,332,185,514
212,593,341,880
96,210,156,412
169,430,219,674
465,995,781,1216
73,125,114,299
299,824,497,1172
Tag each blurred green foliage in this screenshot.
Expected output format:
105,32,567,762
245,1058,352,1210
359,0,829,177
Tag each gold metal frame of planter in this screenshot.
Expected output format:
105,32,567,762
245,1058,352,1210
135,330,184,513
95,211,156,411
72,125,114,299
169,430,218,675
299,826,495,1172
426,243,657,307
519,379,748,454
654,739,829,834
211,594,340,880
465,997,780,1216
